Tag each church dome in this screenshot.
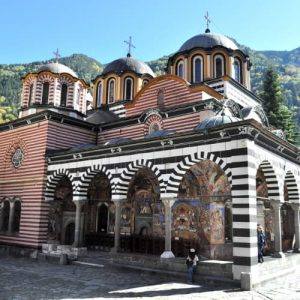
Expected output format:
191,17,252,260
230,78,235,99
86,109,119,124
37,62,78,77
179,32,238,52
102,55,155,77
195,114,241,130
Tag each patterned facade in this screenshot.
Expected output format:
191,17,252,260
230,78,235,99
0,28,300,285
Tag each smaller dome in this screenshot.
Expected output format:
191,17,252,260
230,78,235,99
195,114,241,130
179,32,238,52
38,62,78,77
102,55,155,77
86,109,119,124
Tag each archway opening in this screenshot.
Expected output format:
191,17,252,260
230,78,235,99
175,160,232,259
48,175,74,244
84,172,113,249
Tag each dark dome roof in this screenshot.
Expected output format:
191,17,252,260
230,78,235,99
179,32,238,52
195,114,241,130
102,55,155,77
86,109,119,124
37,62,78,77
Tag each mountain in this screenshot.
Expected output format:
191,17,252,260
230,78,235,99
0,47,300,128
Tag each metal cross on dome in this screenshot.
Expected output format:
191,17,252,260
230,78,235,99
204,12,211,32
53,48,61,62
124,36,136,57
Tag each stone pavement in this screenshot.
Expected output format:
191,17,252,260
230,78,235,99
1,255,300,300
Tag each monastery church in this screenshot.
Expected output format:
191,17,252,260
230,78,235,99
0,21,300,286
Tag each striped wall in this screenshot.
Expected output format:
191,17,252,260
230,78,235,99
46,134,300,280
98,111,204,144
285,170,300,203
126,77,203,117
0,119,97,248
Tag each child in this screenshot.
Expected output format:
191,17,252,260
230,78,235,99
186,248,199,283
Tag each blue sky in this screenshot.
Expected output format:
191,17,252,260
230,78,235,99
1,0,300,64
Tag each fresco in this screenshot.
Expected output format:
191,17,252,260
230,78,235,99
256,169,268,199
172,200,225,244
174,160,230,246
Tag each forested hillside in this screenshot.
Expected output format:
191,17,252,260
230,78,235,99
1,44,300,127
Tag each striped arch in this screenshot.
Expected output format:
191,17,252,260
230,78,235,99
258,160,281,201
114,159,164,199
284,170,300,203
75,164,113,200
166,151,232,195
45,169,74,202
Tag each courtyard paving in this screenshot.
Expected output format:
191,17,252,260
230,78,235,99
0,255,300,299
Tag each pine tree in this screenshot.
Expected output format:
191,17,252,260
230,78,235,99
261,67,298,142
261,67,284,128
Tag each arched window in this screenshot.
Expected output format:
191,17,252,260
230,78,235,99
214,55,225,78
107,78,115,104
2,201,10,232
60,84,68,107
176,60,184,79
13,201,21,232
233,58,242,83
42,82,50,104
96,82,103,107
192,55,203,83
28,84,33,106
124,77,133,100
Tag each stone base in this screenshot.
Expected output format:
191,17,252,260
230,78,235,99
42,243,87,259
273,251,285,258
160,251,175,259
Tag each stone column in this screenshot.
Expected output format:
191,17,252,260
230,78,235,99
271,201,285,258
160,198,175,259
8,200,15,234
291,203,300,253
74,200,84,247
256,199,265,228
111,199,123,253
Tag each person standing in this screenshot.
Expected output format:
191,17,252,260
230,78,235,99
257,224,266,263
186,248,199,283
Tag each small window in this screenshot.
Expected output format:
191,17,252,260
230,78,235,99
176,60,184,79
214,55,225,78
193,56,203,83
143,79,149,86
124,77,133,100
157,89,164,107
60,84,68,107
149,122,160,134
96,82,102,107
233,58,242,83
107,78,115,104
42,82,50,104
28,84,33,106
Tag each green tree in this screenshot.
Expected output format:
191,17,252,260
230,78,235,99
261,67,284,128
261,67,298,142
0,96,18,124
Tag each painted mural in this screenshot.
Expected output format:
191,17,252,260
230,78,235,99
173,160,230,247
48,176,74,242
